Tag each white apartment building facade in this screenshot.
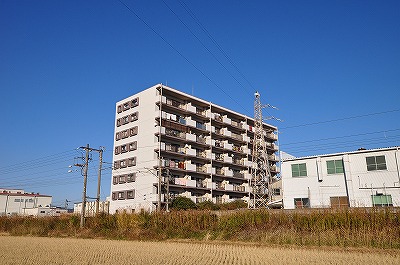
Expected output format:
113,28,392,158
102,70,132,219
0,188,52,216
110,84,278,213
281,147,400,209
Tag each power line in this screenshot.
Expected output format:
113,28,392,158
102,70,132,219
280,109,400,130
116,0,251,114
280,128,400,146
178,0,256,91
161,0,252,95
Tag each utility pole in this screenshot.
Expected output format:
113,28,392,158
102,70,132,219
96,147,104,215
79,144,90,228
163,168,171,212
73,144,104,227
157,85,163,212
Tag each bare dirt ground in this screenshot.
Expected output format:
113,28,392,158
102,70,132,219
0,235,399,265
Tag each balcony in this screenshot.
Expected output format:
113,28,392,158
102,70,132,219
196,150,207,159
216,168,224,175
196,136,207,144
231,120,243,129
196,122,206,130
196,109,207,117
166,98,185,110
231,133,243,141
232,145,243,153
233,185,245,192
165,128,186,139
233,172,244,179
196,165,207,173
232,158,244,165
215,154,224,162
196,197,208,203
214,114,223,122
196,180,207,188
216,182,225,190
214,140,223,148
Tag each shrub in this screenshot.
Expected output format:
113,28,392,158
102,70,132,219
197,200,220,210
171,196,197,210
220,200,248,210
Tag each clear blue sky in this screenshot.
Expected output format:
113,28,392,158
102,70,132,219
1,0,399,207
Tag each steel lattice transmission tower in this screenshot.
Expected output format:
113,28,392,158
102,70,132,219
249,91,272,208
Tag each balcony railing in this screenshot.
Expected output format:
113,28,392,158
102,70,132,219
231,121,242,128
196,166,207,173
215,115,223,122
215,154,224,162
233,185,245,192
233,159,243,165
165,128,185,139
196,181,207,188
196,197,208,203
216,183,225,190
231,133,242,141
215,141,223,148
196,136,207,144
196,109,206,117
233,172,244,179
166,98,185,110
216,168,224,175
196,122,206,130
232,145,242,152
196,151,207,158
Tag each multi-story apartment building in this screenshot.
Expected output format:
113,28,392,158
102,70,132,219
110,84,278,213
281,147,400,209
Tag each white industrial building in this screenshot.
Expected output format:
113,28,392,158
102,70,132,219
74,199,110,216
110,84,279,213
0,188,53,216
281,147,400,209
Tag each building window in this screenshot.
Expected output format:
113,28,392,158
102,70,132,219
130,126,138,136
366,156,387,171
115,132,121,141
127,157,136,167
127,173,136,182
120,160,127,168
129,141,137,151
123,102,130,111
372,194,393,207
116,118,121,127
114,146,120,155
272,188,281,196
119,175,126,184
117,105,122,113
113,176,118,185
114,161,119,170
121,144,127,153
122,129,129,139
118,192,125,200
112,192,117,200
291,163,307,177
122,115,129,125
327,160,344,174
127,190,135,199
131,98,139,108
294,198,310,208
130,112,138,122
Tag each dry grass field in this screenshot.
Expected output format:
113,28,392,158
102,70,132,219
0,236,399,265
